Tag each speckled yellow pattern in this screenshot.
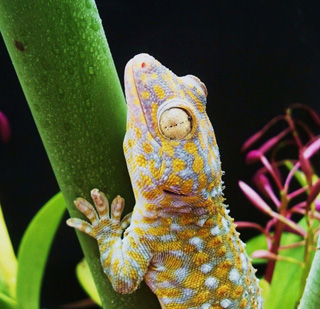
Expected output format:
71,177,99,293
67,54,263,309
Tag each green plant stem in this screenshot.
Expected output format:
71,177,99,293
299,224,314,299
0,0,159,308
298,233,320,309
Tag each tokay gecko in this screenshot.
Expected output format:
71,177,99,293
67,54,263,309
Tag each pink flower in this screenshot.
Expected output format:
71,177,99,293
0,111,11,144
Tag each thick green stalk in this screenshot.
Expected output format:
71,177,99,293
0,0,159,307
298,234,320,309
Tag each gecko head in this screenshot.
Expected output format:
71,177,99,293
124,53,222,207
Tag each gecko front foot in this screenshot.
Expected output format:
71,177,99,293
67,189,131,241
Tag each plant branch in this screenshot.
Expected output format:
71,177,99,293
0,0,159,307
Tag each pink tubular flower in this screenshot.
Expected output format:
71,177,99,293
239,104,320,283
0,111,11,144
253,172,280,207
303,137,320,160
239,181,274,215
241,115,285,152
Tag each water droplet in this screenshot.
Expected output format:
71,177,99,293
85,0,92,9
90,17,100,31
52,47,60,55
79,17,87,29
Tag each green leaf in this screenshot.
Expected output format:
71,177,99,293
259,278,270,303
299,232,320,308
245,233,268,264
0,292,17,309
245,216,319,308
16,193,66,309
76,258,101,306
0,204,17,298
264,231,305,309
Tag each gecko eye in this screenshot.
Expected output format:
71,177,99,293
159,108,192,140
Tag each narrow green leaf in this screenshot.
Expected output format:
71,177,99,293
0,292,17,309
0,205,17,298
76,258,101,306
16,193,65,309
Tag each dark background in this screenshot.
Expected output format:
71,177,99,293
1,1,320,307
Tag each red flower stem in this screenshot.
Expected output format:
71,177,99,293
279,240,305,250
264,194,288,283
286,108,304,149
287,186,308,199
260,155,283,190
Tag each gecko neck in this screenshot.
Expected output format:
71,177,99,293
132,190,226,223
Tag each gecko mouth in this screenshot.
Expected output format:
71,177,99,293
163,189,188,197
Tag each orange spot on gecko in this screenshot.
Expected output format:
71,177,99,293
193,252,209,265
184,141,198,154
136,154,147,167
178,229,196,240
180,178,193,195
141,91,150,99
216,284,231,298
239,298,248,308
192,290,210,304
135,127,142,139
148,226,170,236
231,285,244,299
207,236,223,248
150,160,165,180
217,246,227,257
193,156,204,173
164,255,183,269
142,142,153,153
172,158,186,172
214,260,232,276
167,174,181,186
183,272,205,289
198,173,208,191
156,287,182,297
153,84,166,99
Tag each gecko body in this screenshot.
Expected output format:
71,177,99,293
67,54,263,309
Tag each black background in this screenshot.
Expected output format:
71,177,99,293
1,1,320,307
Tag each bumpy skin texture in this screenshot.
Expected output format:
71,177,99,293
67,54,263,309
